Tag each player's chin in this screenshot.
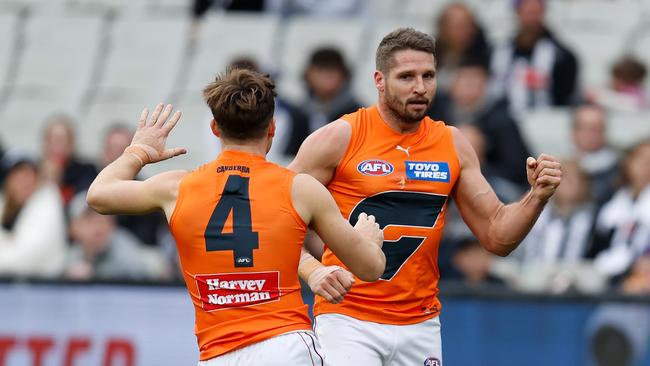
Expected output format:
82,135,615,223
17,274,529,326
403,105,427,122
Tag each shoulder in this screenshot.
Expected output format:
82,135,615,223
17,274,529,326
292,173,327,199
290,173,331,223
146,169,190,202
289,119,352,174
310,119,352,146
449,126,479,170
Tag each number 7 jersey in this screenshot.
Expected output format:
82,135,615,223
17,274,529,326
314,105,460,325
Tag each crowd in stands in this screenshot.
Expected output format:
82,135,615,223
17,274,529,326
0,0,648,302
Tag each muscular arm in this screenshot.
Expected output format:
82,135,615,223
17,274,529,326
451,127,562,256
87,104,188,219
87,156,186,219
292,173,385,282
290,120,358,301
287,119,351,185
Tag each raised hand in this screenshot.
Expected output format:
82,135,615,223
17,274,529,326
526,154,562,202
126,103,187,165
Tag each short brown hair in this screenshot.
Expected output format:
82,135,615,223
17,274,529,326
203,68,276,140
376,28,436,73
612,56,647,84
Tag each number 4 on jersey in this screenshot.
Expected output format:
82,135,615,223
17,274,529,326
204,175,259,267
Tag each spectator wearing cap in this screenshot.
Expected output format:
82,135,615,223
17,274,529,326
0,153,66,277
490,0,579,118
287,47,362,155
64,191,168,281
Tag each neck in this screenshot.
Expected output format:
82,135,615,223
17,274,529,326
220,140,268,158
376,101,421,134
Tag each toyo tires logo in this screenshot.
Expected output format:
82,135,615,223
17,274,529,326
357,159,394,176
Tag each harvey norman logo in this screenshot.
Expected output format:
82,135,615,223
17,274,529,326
195,271,280,311
406,161,450,182
357,159,394,176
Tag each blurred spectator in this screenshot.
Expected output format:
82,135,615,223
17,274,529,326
100,124,170,246
437,125,523,278
457,124,524,203
622,251,650,295
519,160,596,264
587,56,648,113
203,57,305,164
591,140,650,280
434,3,491,92
282,48,362,156
192,0,361,20
64,192,168,281
428,58,531,186
571,105,619,203
0,153,66,277
192,0,264,21
491,0,579,118
40,115,98,207
448,236,502,287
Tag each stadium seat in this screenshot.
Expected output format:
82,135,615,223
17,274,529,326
474,0,516,45
0,0,65,13
362,0,399,18
607,111,650,150
277,16,365,103
555,23,629,88
400,0,455,22
67,0,149,17
179,13,280,103
92,16,190,106
9,13,104,109
0,11,19,91
0,99,79,156
566,0,642,34
519,107,573,159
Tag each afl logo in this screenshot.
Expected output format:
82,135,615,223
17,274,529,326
424,357,441,366
357,159,394,176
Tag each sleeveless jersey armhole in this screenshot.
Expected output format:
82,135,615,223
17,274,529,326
168,173,189,229
331,117,359,184
284,172,308,230
446,125,463,172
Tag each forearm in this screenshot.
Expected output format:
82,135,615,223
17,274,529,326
86,153,143,213
298,247,323,282
486,189,547,256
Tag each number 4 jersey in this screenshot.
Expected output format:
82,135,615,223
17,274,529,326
314,105,460,325
169,150,311,361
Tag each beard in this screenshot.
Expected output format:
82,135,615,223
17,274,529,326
384,87,432,124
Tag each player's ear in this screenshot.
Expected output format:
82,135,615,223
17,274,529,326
374,70,385,93
210,119,221,138
268,118,276,138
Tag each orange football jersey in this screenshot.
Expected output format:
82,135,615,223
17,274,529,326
314,105,460,325
169,150,311,360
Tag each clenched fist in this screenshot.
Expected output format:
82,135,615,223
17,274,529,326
526,154,562,202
